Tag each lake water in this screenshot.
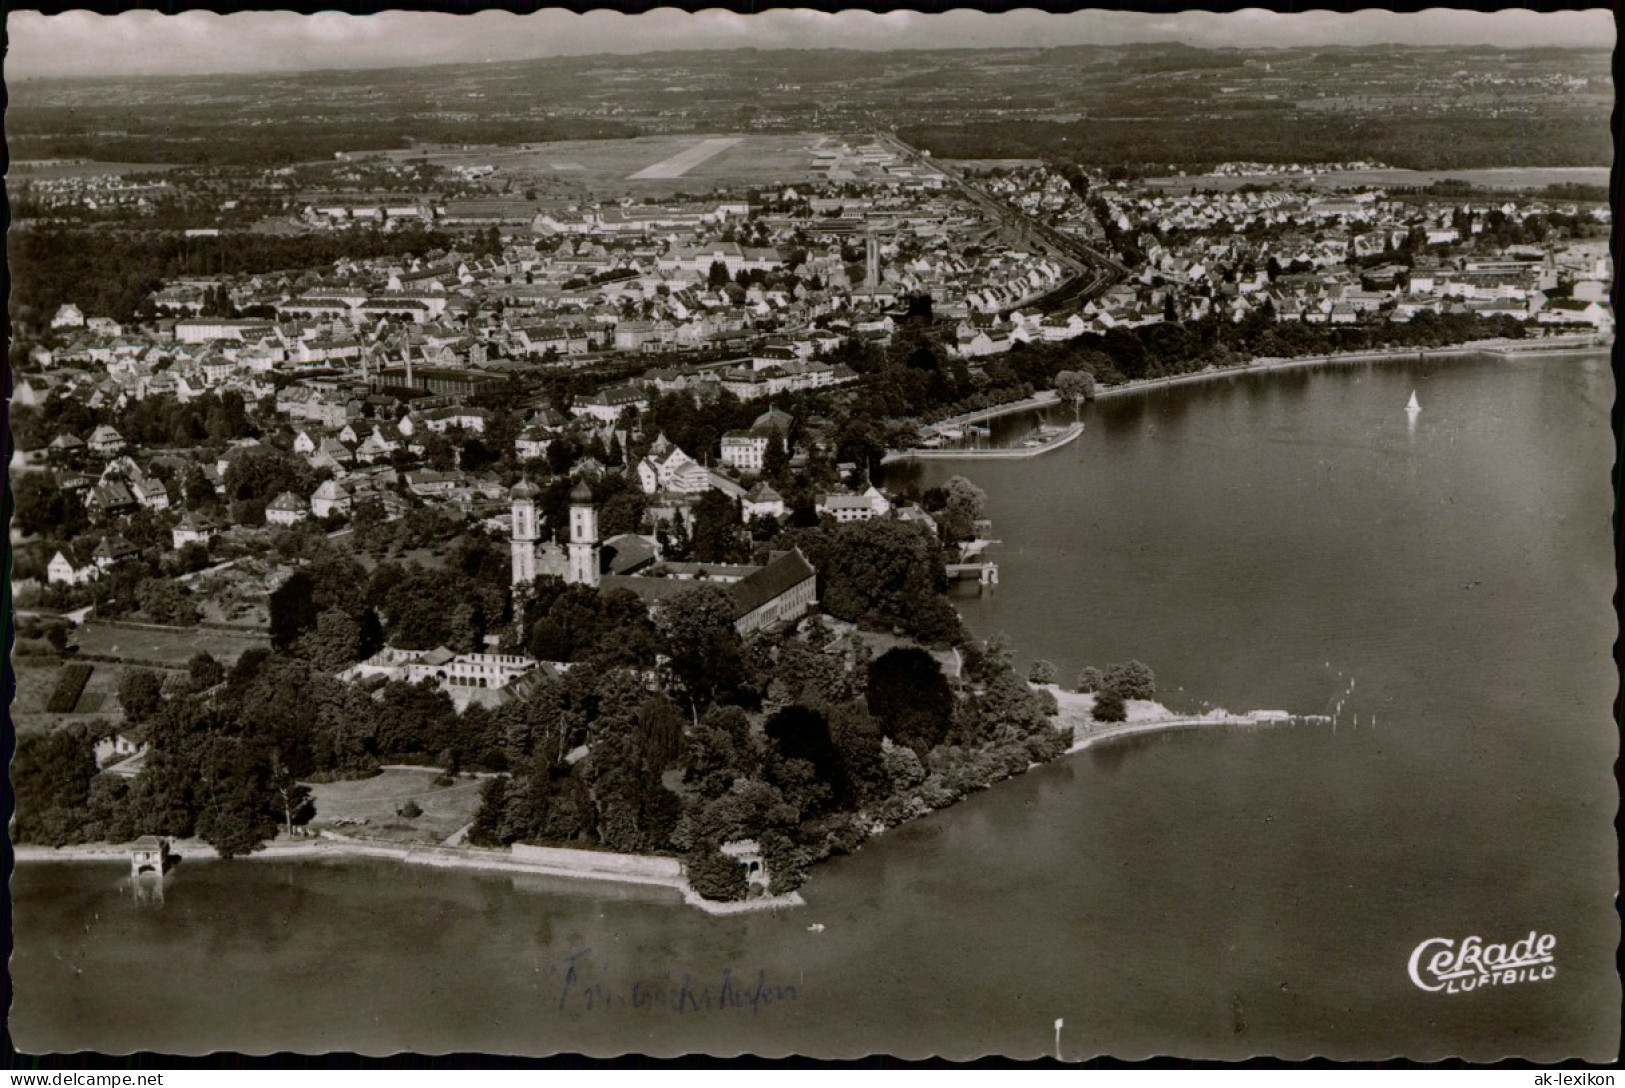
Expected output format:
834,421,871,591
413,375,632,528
12,353,1619,1060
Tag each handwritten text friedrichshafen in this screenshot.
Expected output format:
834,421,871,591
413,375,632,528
549,947,798,1015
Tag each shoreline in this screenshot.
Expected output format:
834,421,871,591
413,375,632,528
912,334,1609,435
12,833,805,914
16,696,1297,905
1064,713,1278,754
1040,686,1298,755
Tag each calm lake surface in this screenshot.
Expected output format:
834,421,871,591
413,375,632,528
12,353,1619,1060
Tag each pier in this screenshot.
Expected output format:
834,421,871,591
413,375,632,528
882,420,1083,463
946,561,1000,592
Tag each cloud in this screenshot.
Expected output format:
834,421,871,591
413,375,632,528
5,8,1615,80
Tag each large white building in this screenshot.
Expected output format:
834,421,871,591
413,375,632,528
817,486,892,523
570,385,649,423
340,645,548,709
720,431,770,473
636,445,701,494
510,478,600,599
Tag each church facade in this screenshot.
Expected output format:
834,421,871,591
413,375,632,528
511,479,819,637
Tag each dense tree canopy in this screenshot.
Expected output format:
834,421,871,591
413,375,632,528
818,519,963,647
1101,660,1157,701
937,476,987,544
657,584,753,713
866,647,955,754
13,728,99,847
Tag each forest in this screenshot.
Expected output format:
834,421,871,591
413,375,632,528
7,110,641,168
8,225,456,327
901,110,1612,172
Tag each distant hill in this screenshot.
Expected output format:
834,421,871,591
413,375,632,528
8,42,1610,171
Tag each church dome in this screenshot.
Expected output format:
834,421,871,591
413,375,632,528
570,480,594,504
510,478,541,500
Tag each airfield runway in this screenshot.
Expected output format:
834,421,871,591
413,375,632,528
627,137,743,179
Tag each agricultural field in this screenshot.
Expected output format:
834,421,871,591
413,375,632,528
10,659,141,735
307,768,487,847
8,160,182,179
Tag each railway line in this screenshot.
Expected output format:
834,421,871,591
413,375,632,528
880,132,1132,317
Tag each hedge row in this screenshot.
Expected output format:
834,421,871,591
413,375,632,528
46,664,94,713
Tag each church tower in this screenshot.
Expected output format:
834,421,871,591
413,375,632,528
566,480,600,588
511,479,540,589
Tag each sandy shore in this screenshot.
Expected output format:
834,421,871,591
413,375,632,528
1040,685,1291,754
684,889,806,915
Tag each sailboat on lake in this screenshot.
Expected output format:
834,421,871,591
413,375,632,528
1406,390,1421,413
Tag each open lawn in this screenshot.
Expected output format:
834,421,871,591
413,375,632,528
628,137,743,179
307,768,487,847
73,620,268,668
350,543,453,573
1044,686,1187,734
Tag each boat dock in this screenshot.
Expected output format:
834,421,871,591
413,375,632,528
946,561,999,592
882,420,1083,463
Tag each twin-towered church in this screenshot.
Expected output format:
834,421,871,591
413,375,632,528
510,477,600,589
509,478,818,637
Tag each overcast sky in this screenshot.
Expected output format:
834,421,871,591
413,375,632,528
7,8,1615,80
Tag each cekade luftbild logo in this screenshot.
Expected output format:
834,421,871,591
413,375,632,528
1407,931,1557,993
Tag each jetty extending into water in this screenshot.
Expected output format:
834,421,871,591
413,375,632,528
882,419,1084,463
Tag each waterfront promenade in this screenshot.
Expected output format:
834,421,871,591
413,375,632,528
911,333,1609,438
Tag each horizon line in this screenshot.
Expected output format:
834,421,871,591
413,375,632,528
9,8,1614,82
10,37,1614,84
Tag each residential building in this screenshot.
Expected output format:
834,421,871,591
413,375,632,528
818,486,892,522
265,490,310,526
